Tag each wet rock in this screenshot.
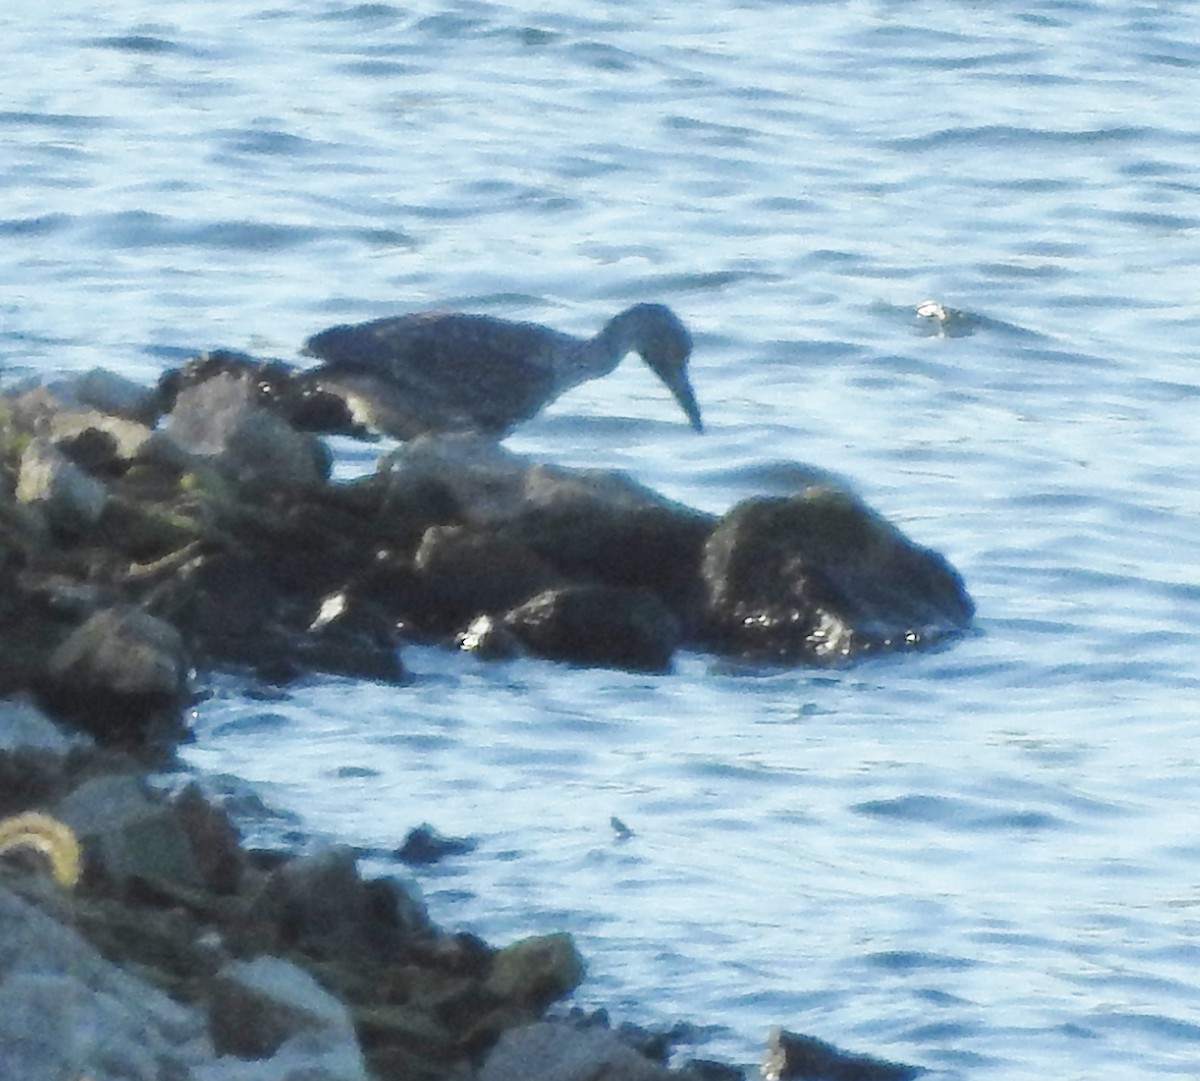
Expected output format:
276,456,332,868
395,824,478,866
302,589,407,683
457,613,523,660
503,584,681,672
241,844,430,963
208,955,367,1076
479,1020,675,1081
15,435,108,535
173,781,246,896
762,1027,921,1081
37,604,188,742
54,772,203,897
50,366,161,422
157,371,330,490
380,434,714,619
410,523,565,631
484,932,586,1013
701,487,974,664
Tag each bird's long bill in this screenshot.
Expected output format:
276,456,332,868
669,375,704,432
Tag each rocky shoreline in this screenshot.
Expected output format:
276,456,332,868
0,356,970,1079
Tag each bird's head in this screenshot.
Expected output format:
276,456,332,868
621,303,703,432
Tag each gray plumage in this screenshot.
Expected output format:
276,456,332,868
300,303,702,440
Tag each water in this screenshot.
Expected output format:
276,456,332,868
5,1,1200,1077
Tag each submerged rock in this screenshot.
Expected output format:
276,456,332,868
701,486,973,664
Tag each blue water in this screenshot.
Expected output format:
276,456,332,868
6,2,1200,1077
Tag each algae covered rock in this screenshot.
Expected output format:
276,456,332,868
701,486,974,663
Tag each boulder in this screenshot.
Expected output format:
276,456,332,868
37,604,188,742
701,487,974,663
54,772,203,897
503,584,681,673
208,955,365,1068
156,371,330,490
16,435,108,535
380,434,714,618
762,1027,920,1081
479,1020,675,1081
240,845,430,962
410,523,565,631
0,885,211,1081
484,932,586,1013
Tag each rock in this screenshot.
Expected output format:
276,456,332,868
701,487,974,664
54,772,204,897
52,366,161,421
173,782,246,896
762,1027,920,1081
0,695,87,757
37,605,188,743
0,884,211,1081
242,844,430,962
380,434,714,618
395,824,477,866
157,371,330,490
208,955,366,1069
410,523,564,631
503,584,681,673
16,435,108,535
484,933,586,1013
457,614,524,660
479,1020,675,1081
301,588,408,683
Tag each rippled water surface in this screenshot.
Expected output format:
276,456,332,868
6,1,1200,1077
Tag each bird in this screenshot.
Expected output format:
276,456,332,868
298,303,703,440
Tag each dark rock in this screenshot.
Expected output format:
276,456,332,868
484,933,586,1013
503,584,681,672
682,1059,746,1081
479,1020,675,1081
208,955,365,1070
240,845,430,963
380,434,715,621
15,436,108,536
156,371,330,491
410,524,564,631
301,590,407,684
457,614,523,660
395,824,478,866
172,782,245,896
36,605,188,743
701,487,974,664
762,1027,921,1081
54,773,203,898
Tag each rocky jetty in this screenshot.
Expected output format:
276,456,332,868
0,357,955,1079
0,359,972,733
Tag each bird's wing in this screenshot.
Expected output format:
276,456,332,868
303,314,562,433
